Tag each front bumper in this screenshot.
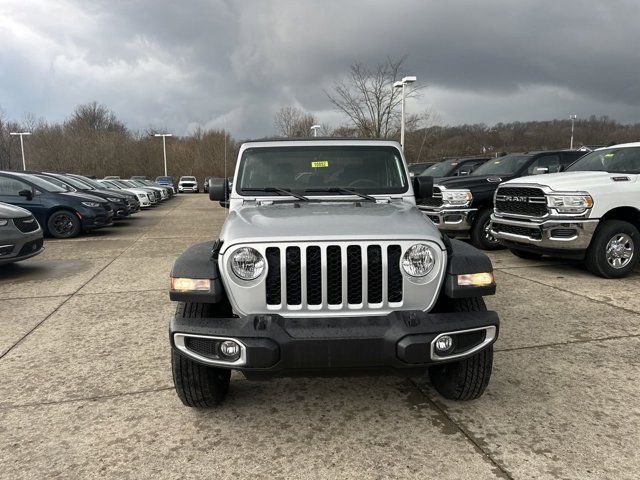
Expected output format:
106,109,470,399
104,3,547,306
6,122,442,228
179,185,198,192
170,310,499,378
490,214,599,251
419,206,477,234
0,227,44,265
81,210,114,230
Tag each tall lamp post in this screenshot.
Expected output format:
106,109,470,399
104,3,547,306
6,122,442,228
9,132,31,170
393,76,417,150
154,133,172,176
569,114,577,149
310,125,321,137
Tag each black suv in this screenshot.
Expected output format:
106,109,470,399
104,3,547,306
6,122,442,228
0,171,113,238
419,150,585,249
418,156,489,179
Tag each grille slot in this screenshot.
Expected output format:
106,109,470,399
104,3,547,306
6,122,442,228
13,216,39,233
18,238,43,256
262,243,405,310
265,247,281,305
495,186,547,216
494,223,542,240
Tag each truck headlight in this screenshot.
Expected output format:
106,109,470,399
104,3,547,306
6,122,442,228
547,194,593,213
231,247,265,280
402,244,436,277
442,189,473,207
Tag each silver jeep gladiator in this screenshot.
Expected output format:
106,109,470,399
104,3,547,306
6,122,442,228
169,139,499,407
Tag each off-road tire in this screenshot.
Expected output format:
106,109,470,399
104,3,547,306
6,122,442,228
585,220,639,278
509,248,543,260
471,209,503,251
171,302,231,407
47,210,82,238
428,297,494,401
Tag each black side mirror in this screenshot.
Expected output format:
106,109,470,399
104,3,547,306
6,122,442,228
18,189,33,201
413,176,434,200
558,165,566,172
209,177,229,203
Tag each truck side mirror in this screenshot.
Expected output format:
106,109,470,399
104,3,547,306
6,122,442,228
209,178,229,203
18,189,33,201
413,176,434,200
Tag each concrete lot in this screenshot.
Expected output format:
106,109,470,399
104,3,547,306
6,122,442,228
1,194,639,480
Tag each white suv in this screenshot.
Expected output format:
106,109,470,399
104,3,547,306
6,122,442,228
178,176,199,193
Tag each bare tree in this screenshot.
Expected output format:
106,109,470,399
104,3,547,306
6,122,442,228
274,106,318,137
325,56,421,138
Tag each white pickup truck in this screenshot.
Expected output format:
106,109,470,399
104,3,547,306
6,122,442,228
491,142,640,278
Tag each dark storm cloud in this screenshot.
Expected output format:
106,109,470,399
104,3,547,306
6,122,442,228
1,0,639,138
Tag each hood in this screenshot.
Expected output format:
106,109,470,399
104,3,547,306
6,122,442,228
220,201,444,250
0,201,31,218
503,171,640,191
61,191,108,203
434,174,509,191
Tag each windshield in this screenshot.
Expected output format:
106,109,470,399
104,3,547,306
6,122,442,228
408,163,429,174
50,174,94,190
181,177,196,181
22,175,67,193
567,147,640,174
471,154,532,176
420,159,460,177
237,146,408,195
34,174,75,192
156,176,172,182
75,176,105,189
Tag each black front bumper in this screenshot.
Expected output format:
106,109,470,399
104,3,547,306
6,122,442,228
170,310,499,379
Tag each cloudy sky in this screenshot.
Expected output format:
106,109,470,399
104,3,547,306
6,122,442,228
1,0,639,138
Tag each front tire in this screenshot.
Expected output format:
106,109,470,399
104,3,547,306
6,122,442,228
470,209,503,250
47,210,81,238
171,302,231,407
585,220,639,278
428,297,494,401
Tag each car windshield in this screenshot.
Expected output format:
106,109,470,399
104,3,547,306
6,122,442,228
21,175,67,193
76,176,105,189
34,174,76,192
420,159,460,177
566,147,640,174
51,174,94,190
408,163,429,174
181,177,196,181
156,176,172,182
237,146,408,196
471,155,532,176
100,180,120,189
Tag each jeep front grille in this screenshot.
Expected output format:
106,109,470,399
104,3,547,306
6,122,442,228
265,243,404,309
495,186,548,216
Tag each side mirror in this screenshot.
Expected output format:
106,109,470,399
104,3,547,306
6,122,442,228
209,177,229,203
18,189,33,201
413,176,434,200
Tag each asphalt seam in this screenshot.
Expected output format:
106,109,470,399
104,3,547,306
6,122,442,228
0,199,185,362
495,332,640,352
409,380,515,480
496,267,640,317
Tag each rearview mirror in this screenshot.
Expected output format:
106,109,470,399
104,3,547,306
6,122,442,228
413,176,434,200
208,177,229,203
18,189,33,201
458,169,471,176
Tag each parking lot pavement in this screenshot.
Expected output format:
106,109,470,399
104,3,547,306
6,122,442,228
1,194,639,479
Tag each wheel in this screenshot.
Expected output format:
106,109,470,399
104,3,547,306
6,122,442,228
428,297,494,401
470,209,503,250
585,220,639,278
171,302,231,407
509,248,543,260
47,210,81,238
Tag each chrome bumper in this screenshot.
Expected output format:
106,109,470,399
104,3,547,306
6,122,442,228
490,214,599,250
418,206,476,232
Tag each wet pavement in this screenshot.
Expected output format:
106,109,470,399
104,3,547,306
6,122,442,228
1,194,638,479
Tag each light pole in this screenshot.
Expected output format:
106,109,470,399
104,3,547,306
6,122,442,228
393,76,417,150
310,125,321,137
9,132,31,170
569,115,577,149
154,133,172,176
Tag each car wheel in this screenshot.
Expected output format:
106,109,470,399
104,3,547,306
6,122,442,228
47,210,81,238
509,248,543,260
585,220,639,278
428,297,493,401
470,209,503,250
171,302,231,407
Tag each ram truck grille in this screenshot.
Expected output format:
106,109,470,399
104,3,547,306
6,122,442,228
495,186,547,217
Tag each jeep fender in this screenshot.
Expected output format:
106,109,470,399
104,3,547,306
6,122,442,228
443,238,496,298
169,241,226,304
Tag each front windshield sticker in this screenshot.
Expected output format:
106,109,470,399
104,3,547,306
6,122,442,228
312,161,329,168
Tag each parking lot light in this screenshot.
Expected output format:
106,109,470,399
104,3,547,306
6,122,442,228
393,76,417,151
9,132,31,170
154,133,173,176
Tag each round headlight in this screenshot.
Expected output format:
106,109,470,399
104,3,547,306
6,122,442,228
402,244,436,277
231,247,265,280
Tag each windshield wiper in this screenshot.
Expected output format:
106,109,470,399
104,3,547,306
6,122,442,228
304,187,377,202
242,187,309,201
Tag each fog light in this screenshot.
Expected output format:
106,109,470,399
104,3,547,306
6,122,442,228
220,340,241,359
435,335,454,353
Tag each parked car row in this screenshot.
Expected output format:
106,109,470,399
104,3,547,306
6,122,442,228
0,171,175,265
419,143,640,278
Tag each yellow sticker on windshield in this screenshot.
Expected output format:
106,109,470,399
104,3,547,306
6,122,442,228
312,161,329,168
604,153,614,158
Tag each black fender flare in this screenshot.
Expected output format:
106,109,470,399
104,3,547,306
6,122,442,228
169,241,226,304
443,237,496,298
